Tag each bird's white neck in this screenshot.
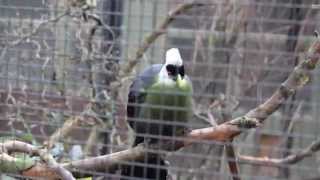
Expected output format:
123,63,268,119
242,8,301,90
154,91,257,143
158,65,176,85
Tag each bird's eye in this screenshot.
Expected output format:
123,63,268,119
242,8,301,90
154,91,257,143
166,65,178,76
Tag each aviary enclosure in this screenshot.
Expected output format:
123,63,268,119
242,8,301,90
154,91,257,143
0,0,320,179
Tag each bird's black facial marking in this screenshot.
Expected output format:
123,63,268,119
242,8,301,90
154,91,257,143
179,65,185,78
166,65,185,79
166,64,178,76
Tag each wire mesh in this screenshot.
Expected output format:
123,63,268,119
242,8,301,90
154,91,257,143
0,0,320,180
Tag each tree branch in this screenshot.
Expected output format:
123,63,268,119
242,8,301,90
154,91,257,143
119,2,206,77
44,116,83,149
182,35,320,144
238,138,320,166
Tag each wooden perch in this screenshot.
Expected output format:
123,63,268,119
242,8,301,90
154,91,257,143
5,136,320,179
184,116,260,146
63,145,148,172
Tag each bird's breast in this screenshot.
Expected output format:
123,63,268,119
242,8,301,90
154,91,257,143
141,82,192,122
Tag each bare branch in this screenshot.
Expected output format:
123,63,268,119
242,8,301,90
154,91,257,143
238,138,320,166
0,9,70,61
85,13,115,57
184,116,260,146
63,144,147,173
239,35,320,132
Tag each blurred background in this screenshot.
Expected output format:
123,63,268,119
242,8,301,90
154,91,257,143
0,0,320,179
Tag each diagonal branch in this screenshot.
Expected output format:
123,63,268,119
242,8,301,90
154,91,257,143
119,2,206,77
180,33,320,146
44,116,83,149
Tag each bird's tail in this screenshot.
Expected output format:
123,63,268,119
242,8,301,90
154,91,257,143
120,153,167,180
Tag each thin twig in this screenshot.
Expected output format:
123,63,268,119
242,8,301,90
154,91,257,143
0,9,70,61
12,11,69,47
86,13,115,56
44,116,83,149
84,125,98,156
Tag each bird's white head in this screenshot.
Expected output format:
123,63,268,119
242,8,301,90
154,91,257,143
159,48,185,83
165,48,183,66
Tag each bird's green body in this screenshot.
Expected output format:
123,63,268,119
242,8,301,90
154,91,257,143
140,75,193,139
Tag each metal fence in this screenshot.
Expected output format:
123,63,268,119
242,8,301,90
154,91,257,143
0,0,320,179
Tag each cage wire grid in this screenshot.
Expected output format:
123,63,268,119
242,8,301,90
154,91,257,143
0,0,320,180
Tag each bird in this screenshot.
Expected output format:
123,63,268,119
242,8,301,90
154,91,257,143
121,48,193,180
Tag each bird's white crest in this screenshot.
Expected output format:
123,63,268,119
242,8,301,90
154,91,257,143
165,48,183,66
158,48,183,84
